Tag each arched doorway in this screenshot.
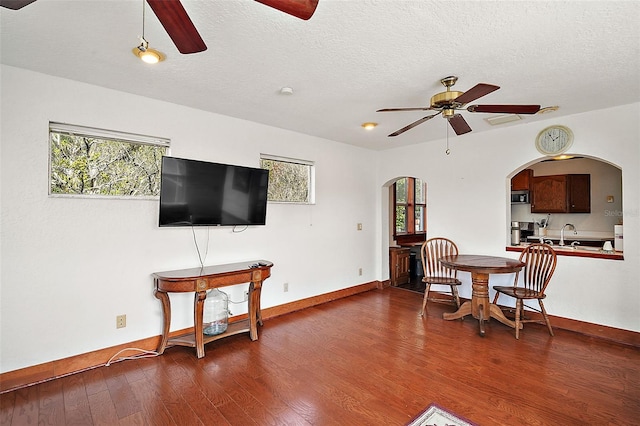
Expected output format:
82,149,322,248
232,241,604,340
508,156,623,249
385,176,427,288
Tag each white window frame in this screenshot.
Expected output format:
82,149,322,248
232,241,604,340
49,122,170,200
260,154,315,204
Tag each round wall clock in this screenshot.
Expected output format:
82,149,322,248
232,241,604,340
535,125,574,155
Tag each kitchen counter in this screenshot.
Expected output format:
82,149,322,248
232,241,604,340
507,242,623,260
526,235,613,247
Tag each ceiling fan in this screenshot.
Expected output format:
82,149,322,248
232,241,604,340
377,76,540,137
0,0,320,54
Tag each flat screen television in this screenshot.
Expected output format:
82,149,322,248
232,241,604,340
159,156,269,227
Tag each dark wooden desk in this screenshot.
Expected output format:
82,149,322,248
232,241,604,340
153,260,272,358
439,255,525,336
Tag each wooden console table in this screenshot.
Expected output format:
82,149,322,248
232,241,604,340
153,260,273,358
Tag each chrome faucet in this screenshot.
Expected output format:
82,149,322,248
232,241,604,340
559,223,577,246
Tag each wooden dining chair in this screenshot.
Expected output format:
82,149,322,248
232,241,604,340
492,243,557,339
419,237,462,316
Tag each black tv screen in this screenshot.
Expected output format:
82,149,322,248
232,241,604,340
159,156,269,227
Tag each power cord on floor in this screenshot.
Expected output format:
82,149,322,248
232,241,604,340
105,347,160,366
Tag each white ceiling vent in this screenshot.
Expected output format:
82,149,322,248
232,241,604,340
485,114,522,126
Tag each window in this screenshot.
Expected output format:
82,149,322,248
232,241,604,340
260,154,315,204
49,122,169,198
414,178,426,232
395,178,408,233
394,177,427,240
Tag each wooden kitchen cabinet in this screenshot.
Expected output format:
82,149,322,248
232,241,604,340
511,169,532,191
567,174,591,212
389,247,410,286
531,174,590,213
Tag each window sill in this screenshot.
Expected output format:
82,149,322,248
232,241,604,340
506,245,624,261
394,233,426,246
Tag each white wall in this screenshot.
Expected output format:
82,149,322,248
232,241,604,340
0,66,378,373
1,65,638,375
376,102,639,333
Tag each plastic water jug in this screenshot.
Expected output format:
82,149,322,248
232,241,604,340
203,288,229,335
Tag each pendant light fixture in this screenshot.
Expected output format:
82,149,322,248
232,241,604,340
132,0,165,64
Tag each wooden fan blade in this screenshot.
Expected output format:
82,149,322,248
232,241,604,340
0,0,37,10
454,83,500,105
147,0,207,54
377,107,432,112
467,104,541,114
255,0,319,20
388,113,441,137
448,114,472,135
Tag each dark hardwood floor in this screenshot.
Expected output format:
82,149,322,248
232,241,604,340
396,274,427,294
2,287,639,425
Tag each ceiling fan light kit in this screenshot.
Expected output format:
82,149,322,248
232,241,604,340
132,38,165,64
133,47,164,64
131,1,166,64
377,75,541,138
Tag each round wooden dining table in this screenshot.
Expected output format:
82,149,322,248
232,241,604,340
439,254,525,336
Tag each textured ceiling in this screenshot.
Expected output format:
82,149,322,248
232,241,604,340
1,1,639,150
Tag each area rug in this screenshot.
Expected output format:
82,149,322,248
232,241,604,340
407,403,477,426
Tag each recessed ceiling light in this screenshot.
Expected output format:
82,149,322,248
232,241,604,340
280,87,294,95
538,105,560,114
361,122,378,130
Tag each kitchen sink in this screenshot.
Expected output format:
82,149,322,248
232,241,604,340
573,246,603,252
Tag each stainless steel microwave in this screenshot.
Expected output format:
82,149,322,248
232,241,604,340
510,191,529,204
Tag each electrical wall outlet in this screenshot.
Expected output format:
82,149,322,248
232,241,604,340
116,314,126,329
357,223,363,231
358,267,363,276
283,282,289,292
